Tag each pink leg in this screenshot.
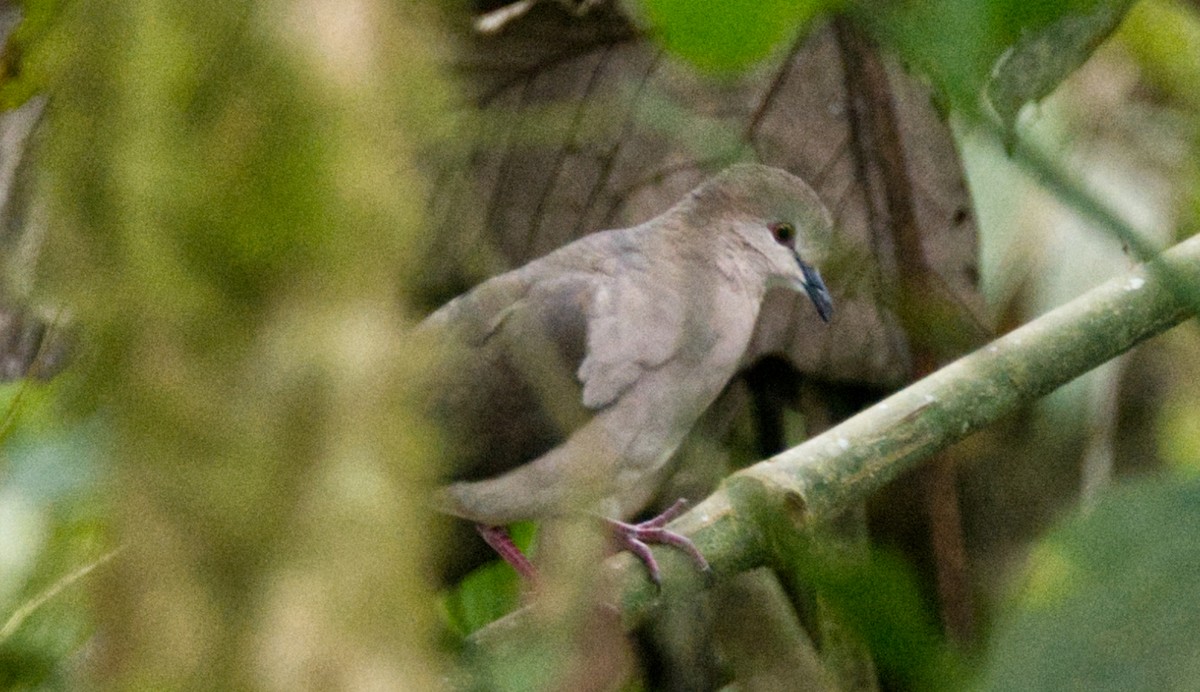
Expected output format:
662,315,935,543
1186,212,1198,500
476,524,538,581
607,499,709,586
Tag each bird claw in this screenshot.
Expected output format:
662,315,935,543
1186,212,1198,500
608,499,710,586
478,499,709,587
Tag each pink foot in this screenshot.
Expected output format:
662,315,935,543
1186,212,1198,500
607,499,710,585
476,524,537,581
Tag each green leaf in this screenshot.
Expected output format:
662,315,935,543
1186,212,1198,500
0,0,64,110
1117,0,1200,112
985,0,1136,131
861,0,1130,117
635,0,835,73
979,478,1200,691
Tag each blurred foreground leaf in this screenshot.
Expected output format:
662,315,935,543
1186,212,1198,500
26,0,452,686
0,0,62,109
0,376,107,690
635,0,836,72
1118,0,1200,112
985,0,1135,131
979,478,1200,691
863,0,1126,115
807,549,964,690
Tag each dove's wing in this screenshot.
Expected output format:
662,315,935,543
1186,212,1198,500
423,269,591,485
424,225,689,495
578,267,685,409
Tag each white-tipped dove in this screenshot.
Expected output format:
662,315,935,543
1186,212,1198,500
423,163,834,584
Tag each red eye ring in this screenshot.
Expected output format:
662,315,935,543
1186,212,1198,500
771,222,795,246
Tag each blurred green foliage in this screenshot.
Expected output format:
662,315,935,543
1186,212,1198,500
1119,0,1200,112
0,379,107,690
636,0,841,73
979,478,1200,691
635,0,1129,118
864,0,1118,112
0,0,60,109
3,0,452,687
983,0,1135,129
1118,0,1200,239
788,541,967,691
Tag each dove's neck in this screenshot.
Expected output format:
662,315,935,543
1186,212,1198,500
644,213,769,366
714,226,773,301
654,211,771,305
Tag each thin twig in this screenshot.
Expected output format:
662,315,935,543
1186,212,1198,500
0,547,122,643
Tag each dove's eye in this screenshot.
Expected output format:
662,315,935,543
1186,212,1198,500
771,222,795,247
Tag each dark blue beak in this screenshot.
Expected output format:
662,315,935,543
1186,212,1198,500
799,261,833,323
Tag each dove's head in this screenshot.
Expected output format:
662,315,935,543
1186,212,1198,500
682,163,834,322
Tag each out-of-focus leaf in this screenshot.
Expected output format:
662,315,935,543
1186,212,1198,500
1157,397,1200,475
28,0,452,686
1118,0,1200,250
978,478,1200,691
0,0,62,110
1117,0,1200,112
760,500,964,692
808,549,964,690
863,0,1116,115
634,0,835,72
985,0,1136,132
0,404,106,690
443,562,522,638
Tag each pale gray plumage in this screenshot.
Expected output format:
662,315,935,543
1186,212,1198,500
422,163,833,580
